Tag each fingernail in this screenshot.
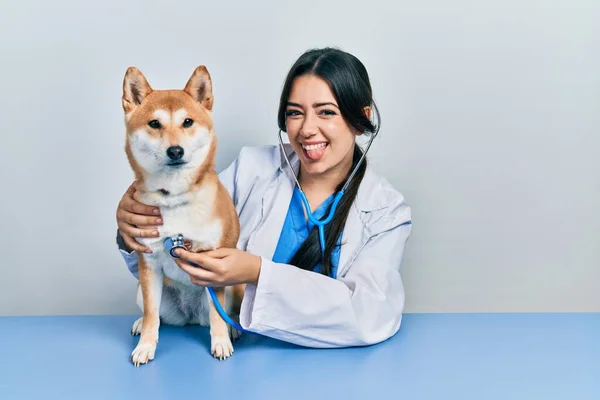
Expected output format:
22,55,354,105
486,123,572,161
153,209,160,214
156,219,162,224
153,231,159,236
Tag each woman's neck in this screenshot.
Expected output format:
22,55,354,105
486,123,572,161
298,168,342,193
298,157,353,210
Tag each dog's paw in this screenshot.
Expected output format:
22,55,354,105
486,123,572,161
188,240,212,253
131,342,156,367
211,335,234,360
131,317,143,336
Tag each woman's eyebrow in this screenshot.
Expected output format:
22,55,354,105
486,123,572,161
314,102,339,109
286,101,339,109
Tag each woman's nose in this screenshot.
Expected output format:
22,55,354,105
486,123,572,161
299,128,316,138
299,114,318,137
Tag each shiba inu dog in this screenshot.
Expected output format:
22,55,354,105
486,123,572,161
121,65,244,366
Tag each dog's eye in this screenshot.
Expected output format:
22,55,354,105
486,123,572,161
148,120,161,129
182,118,194,128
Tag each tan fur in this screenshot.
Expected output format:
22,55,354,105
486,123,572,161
137,257,160,345
192,172,241,249
122,65,245,365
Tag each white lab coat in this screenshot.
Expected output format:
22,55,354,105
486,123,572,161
119,144,412,348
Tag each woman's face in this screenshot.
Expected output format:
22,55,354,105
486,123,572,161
284,74,357,181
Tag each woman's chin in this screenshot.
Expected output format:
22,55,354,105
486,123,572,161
300,160,334,177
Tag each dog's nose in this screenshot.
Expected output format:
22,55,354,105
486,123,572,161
166,146,184,160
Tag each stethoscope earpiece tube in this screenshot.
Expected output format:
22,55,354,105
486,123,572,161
278,129,373,255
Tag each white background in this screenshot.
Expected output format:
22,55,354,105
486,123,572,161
1,0,598,315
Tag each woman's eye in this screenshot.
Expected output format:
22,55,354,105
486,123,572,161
182,118,194,128
148,120,161,129
285,110,301,117
320,110,336,116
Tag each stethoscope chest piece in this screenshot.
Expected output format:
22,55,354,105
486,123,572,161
164,234,186,258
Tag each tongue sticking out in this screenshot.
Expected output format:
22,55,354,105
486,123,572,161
304,143,327,161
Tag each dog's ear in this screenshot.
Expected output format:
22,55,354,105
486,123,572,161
184,66,213,111
122,67,152,113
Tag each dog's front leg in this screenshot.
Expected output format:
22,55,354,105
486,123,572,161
209,287,234,360
228,284,246,341
131,255,163,366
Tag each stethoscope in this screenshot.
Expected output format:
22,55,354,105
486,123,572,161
163,128,376,334
276,129,375,253
163,234,248,333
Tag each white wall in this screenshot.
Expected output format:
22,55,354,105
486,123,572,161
1,0,598,316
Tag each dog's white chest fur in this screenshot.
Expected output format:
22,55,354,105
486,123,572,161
138,183,222,284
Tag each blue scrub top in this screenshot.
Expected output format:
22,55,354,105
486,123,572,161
271,187,342,278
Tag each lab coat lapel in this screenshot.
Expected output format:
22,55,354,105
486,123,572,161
336,167,382,278
336,202,366,278
247,148,298,261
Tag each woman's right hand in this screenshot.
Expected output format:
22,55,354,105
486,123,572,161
116,182,162,253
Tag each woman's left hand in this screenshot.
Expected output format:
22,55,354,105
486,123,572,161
172,247,262,287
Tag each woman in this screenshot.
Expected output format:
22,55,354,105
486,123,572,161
115,47,413,348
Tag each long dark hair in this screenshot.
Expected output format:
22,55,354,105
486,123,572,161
277,47,381,276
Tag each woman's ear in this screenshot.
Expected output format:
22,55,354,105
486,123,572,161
352,106,373,136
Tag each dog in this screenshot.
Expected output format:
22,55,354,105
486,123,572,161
121,65,244,366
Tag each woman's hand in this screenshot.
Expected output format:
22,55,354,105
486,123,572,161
173,247,262,287
116,182,162,253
